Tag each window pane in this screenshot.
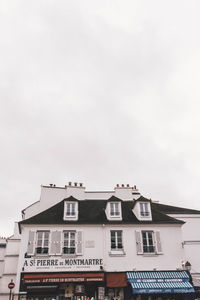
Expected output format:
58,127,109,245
115,203,119,215
143,245,148,253
64,232,69,238
71,203,75,215
44,232,49,239
44,240,49,247
37,240,42,247
38,232,43,239
36,247,42,254
43,247,48,254
111,241,116,249
110,203,114,215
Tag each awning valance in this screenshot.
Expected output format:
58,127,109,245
127,271,195,294
23,273,104,284
106,273,127,287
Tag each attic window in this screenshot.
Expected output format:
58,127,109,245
110,203,120,216
66,203,76,216
140,203,150,217
64,201,78,220
108,202,122,219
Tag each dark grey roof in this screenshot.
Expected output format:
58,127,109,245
19,196,184,231
152,202,200,215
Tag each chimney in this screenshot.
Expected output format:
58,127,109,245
65,181,85,200
115,184,140,201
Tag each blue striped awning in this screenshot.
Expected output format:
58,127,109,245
127,271,195,294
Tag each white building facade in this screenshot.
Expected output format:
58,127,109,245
1,183,200,300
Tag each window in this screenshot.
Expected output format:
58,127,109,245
64,201,78,220
66,203,76,216
140,203,150,217
142,231,155,253
63,231,76,254
36,231,49,254
110,203,120,216
111,230,123,250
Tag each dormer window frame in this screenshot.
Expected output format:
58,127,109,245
137,201,152,220
140,202,150,217
109,202,122,219
64,201,78,221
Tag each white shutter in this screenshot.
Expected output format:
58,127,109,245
27,231,35,255
50,231,62,255
76,231,83,255
135,230,143,254
155,231,162,254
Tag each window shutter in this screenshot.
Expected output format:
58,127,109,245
76,231,83,255
155,231,162,254
50,231,62,255
27,231,35,255
135,230,143,254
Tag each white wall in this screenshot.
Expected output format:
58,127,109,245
168,214,200,273
104,224,184,271
0,225,20,298
15,223,184,294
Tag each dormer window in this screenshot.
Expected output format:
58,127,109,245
132,198,152,221
106,197,122,221
107,202,122,220
64,201,78,220
110,202,120,216
66,202,76,216
140,203,150,217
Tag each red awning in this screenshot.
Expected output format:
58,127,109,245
106,273,127,287
23,273,104,284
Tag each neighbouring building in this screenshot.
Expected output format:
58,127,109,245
1,182,200,300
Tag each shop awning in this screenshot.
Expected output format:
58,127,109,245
127,271,195,294
23,273,104,284
106,273,127,287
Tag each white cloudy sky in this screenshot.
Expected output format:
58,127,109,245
1,0,200,236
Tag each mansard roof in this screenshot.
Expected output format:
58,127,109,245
152,202,200,215
18,196,184,231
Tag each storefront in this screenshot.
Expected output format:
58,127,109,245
126,271,195,300
19,272,105,300
105,273,127,300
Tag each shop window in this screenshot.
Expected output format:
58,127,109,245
36,231,49,255
110,230,123,251
142,231,155,253
63,231,76,254
140,203,150,217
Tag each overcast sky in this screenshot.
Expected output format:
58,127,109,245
1,0,200,236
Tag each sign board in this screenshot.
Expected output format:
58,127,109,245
8,282,15,289
23,257,103,272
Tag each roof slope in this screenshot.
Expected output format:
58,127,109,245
19,196,184,229
152,202,200,215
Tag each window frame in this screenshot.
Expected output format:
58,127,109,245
141,230,155,254
64,201,78,220
35,231,50,255
140,202,150,217
110,230,123,251
62,231,76,255
109,202,121,218
66,202,76,217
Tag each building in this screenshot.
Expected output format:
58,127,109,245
1,182,200,300
0,225,21,299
